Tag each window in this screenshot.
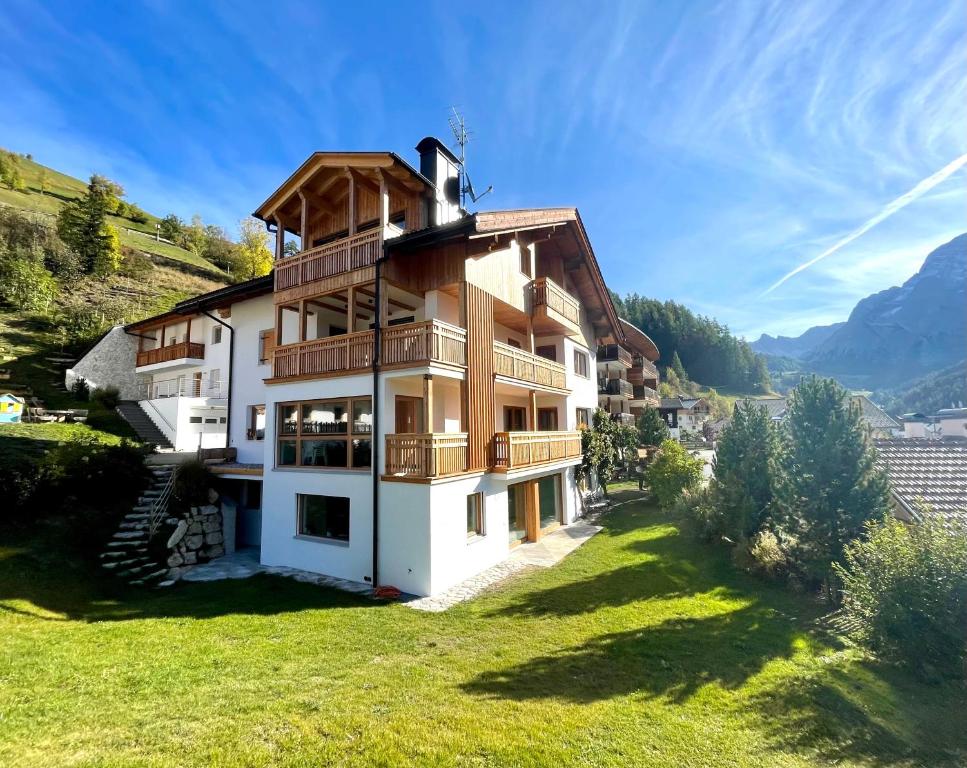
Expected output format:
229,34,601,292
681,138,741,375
189,416,202,424
573,349,590,378
504,406,527,432
204,417,217,424
277,397,372,469
212,325,222,344
258,329,273,365
537,408,558,431
576,407,592,429
520,244,532,277
248,405,266,440
536,344,557,362
297,494,350,542
466,493,484,538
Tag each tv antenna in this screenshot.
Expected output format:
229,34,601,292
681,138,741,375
448,107,493,208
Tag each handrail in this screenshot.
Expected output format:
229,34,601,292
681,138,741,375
596,344,633,367
141,376,226,399
147,470,175,537
382,319,467,368
493,340,568,390
385,432,468,478
272,330,375,378
139,398,177,438
275,229,382,291
532,276,580,325
136,341,205,368
492,430,582,469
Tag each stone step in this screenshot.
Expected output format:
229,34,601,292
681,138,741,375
156,580,177,588
112,531,146,540
133,505,153,513
119,521,147,530
100,551,127,559
124,513,150,521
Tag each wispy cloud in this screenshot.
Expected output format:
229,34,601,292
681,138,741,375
761,153,967,296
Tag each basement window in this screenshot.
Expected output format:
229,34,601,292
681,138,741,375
298,494,350,542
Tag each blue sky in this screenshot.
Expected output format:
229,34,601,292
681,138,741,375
1,0,964,338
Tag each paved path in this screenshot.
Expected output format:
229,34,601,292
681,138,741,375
404,520,602,612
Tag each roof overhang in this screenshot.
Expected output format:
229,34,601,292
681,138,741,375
619,318,660,361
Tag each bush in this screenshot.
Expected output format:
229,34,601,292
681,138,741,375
92,385,120,410
748,529,789,578
71,376,90,400
173,459,212,508
834,515,967,680
646,439,704,508
672,485,719,541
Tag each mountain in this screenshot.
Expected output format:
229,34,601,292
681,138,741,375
873,360,967,416
753,234,967,389
752,322,844,359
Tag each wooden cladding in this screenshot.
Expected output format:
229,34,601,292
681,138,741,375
272,331,375,379
382,320,467,369
136,341,205,368
384,433,468,479
462,282,495,472
492,431,582,471
597,344,634,367
493,341,568,390
270,320,468,381
274,230,381,292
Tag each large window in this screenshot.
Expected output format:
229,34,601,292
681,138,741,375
573,348,590,378
537,407,558,431
297,494,350,542
277,397,372,469
466,493,484,538
248,405,265,440
576,407,592,429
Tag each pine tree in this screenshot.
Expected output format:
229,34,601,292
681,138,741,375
56,175,116,274
774,376,891,599
670,350,687,382
712,400,777,541
637,406,670,447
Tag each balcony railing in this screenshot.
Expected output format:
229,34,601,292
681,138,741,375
612,413,636,427
492,430,582,470
136,341,205,368
272,330,375,379
274,229,382,292
632,385,660,404
493,341,568,390
599,378,633,397
629,357,659,385
532,276,580,327
597,344,633,367
382,320,467,369
385,433,468,479
140,377,225,400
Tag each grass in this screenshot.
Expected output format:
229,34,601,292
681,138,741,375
1,491,963,767
0,152,226,277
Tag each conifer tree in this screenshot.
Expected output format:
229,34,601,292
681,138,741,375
712,400,777,541
774,376,890,598
637,406,670,447
56,175,117,274
670,350,688,382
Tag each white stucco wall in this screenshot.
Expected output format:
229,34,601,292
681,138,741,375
228,294,275,463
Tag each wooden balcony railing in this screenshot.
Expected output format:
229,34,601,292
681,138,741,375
136,341,205,368
492,430,582,470
599,378,634,397
597,344,633,367
382,320,467,368
272,330,375,379
385,433,468,479
532,277,580,326
493,341,568,390
632,385,660,404
629,357,659,385
274,229,382,291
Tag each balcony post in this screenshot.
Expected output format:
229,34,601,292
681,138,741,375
377,169,390,232
298,300,307,342
423,374,434,434
344,169,356,236
186,317,192,344
160,325,166,347
528,390,537,430
346,285,355,333
274,214,284,261
298,188,308,248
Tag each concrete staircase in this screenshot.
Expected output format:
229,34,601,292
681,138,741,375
99,466,175,586
117,400,173,449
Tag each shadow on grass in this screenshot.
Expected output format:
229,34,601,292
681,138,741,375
0,542,376,623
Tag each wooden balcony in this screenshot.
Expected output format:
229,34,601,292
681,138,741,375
493,341,568,391
384,433,468,480
629,357,659,386
382,320,467,370
532,277,581,335
492,430,582,471
274,229,382,298
631,384,660,406
136,341,205,368
599,378,633,397
271,330,374,380
597,344,633,368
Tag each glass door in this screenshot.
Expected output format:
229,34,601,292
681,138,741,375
537,474,562,530
507,482,527,545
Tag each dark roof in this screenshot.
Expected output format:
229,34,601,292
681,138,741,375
660,397,683,410
902,412,931,422
874,439,967,524
415,136,459,164
734,397,788,419
852,395,901,430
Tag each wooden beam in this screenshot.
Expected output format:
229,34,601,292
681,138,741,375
528,390,537,431
299,299,307,342
160,325,166,347
423,374,434,434
274,214,284,260
344,169,356,236
298,188,308,247
525,480,541,543
275,305,284,346
346,285,355,333
376,169,390,231
355,286,417,312
186,317,192,344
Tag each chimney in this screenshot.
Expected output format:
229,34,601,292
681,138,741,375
415,136,462,226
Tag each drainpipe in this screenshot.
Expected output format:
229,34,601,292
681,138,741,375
200,310,234,449
371,254,383,589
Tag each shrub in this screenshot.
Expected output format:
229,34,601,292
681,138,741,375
646,439,704,508
92,385,120,410
834,515,967,681
173,459,212,508
748,529,789,578
71,376,90,400
672,484,719,541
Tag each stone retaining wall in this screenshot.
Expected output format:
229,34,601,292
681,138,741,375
164,503,227,580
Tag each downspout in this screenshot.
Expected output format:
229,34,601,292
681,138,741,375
371,251,384,589
200,310,234,449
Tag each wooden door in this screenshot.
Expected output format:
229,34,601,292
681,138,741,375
395,395,423,433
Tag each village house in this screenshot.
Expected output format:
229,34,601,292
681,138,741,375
658,396,711,439
733,393,901,439
70,137,660,597
874,438,967,524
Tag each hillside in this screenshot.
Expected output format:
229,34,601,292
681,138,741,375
873,361,967,416
753,234,966,390
0,150,226,278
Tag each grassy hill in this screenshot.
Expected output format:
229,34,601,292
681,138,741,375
0,151,226,277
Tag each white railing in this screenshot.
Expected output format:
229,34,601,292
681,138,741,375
147,471,175,537
140,377,226,400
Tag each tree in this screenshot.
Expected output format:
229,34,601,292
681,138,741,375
637,406,670,447
580,408,637,496
283,240,299,257
773,376,891,598
646,439,704,507
704,388,731,421
670,350,688,381
38,168,50,196
56,174,120,275
712,400,778,542
202,224,238,271
235,217,273,279
0,246,57,312
159,214,184,243
184,214,206,254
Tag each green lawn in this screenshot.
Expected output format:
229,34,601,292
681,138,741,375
1,492,963,767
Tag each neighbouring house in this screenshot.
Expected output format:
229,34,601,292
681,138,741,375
0,393,25,423
901,412,937,439
937,407,967,440
732,393,900,438
873,438,967,524
67,135,660,597
658,396,710,439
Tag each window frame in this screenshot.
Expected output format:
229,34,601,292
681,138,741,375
296,493,351,543
537,407,559,431
573,348,590,378
211,325,223,345
575,407,592,429
248,404,266,441
276,396,373,470
466,492,484,539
